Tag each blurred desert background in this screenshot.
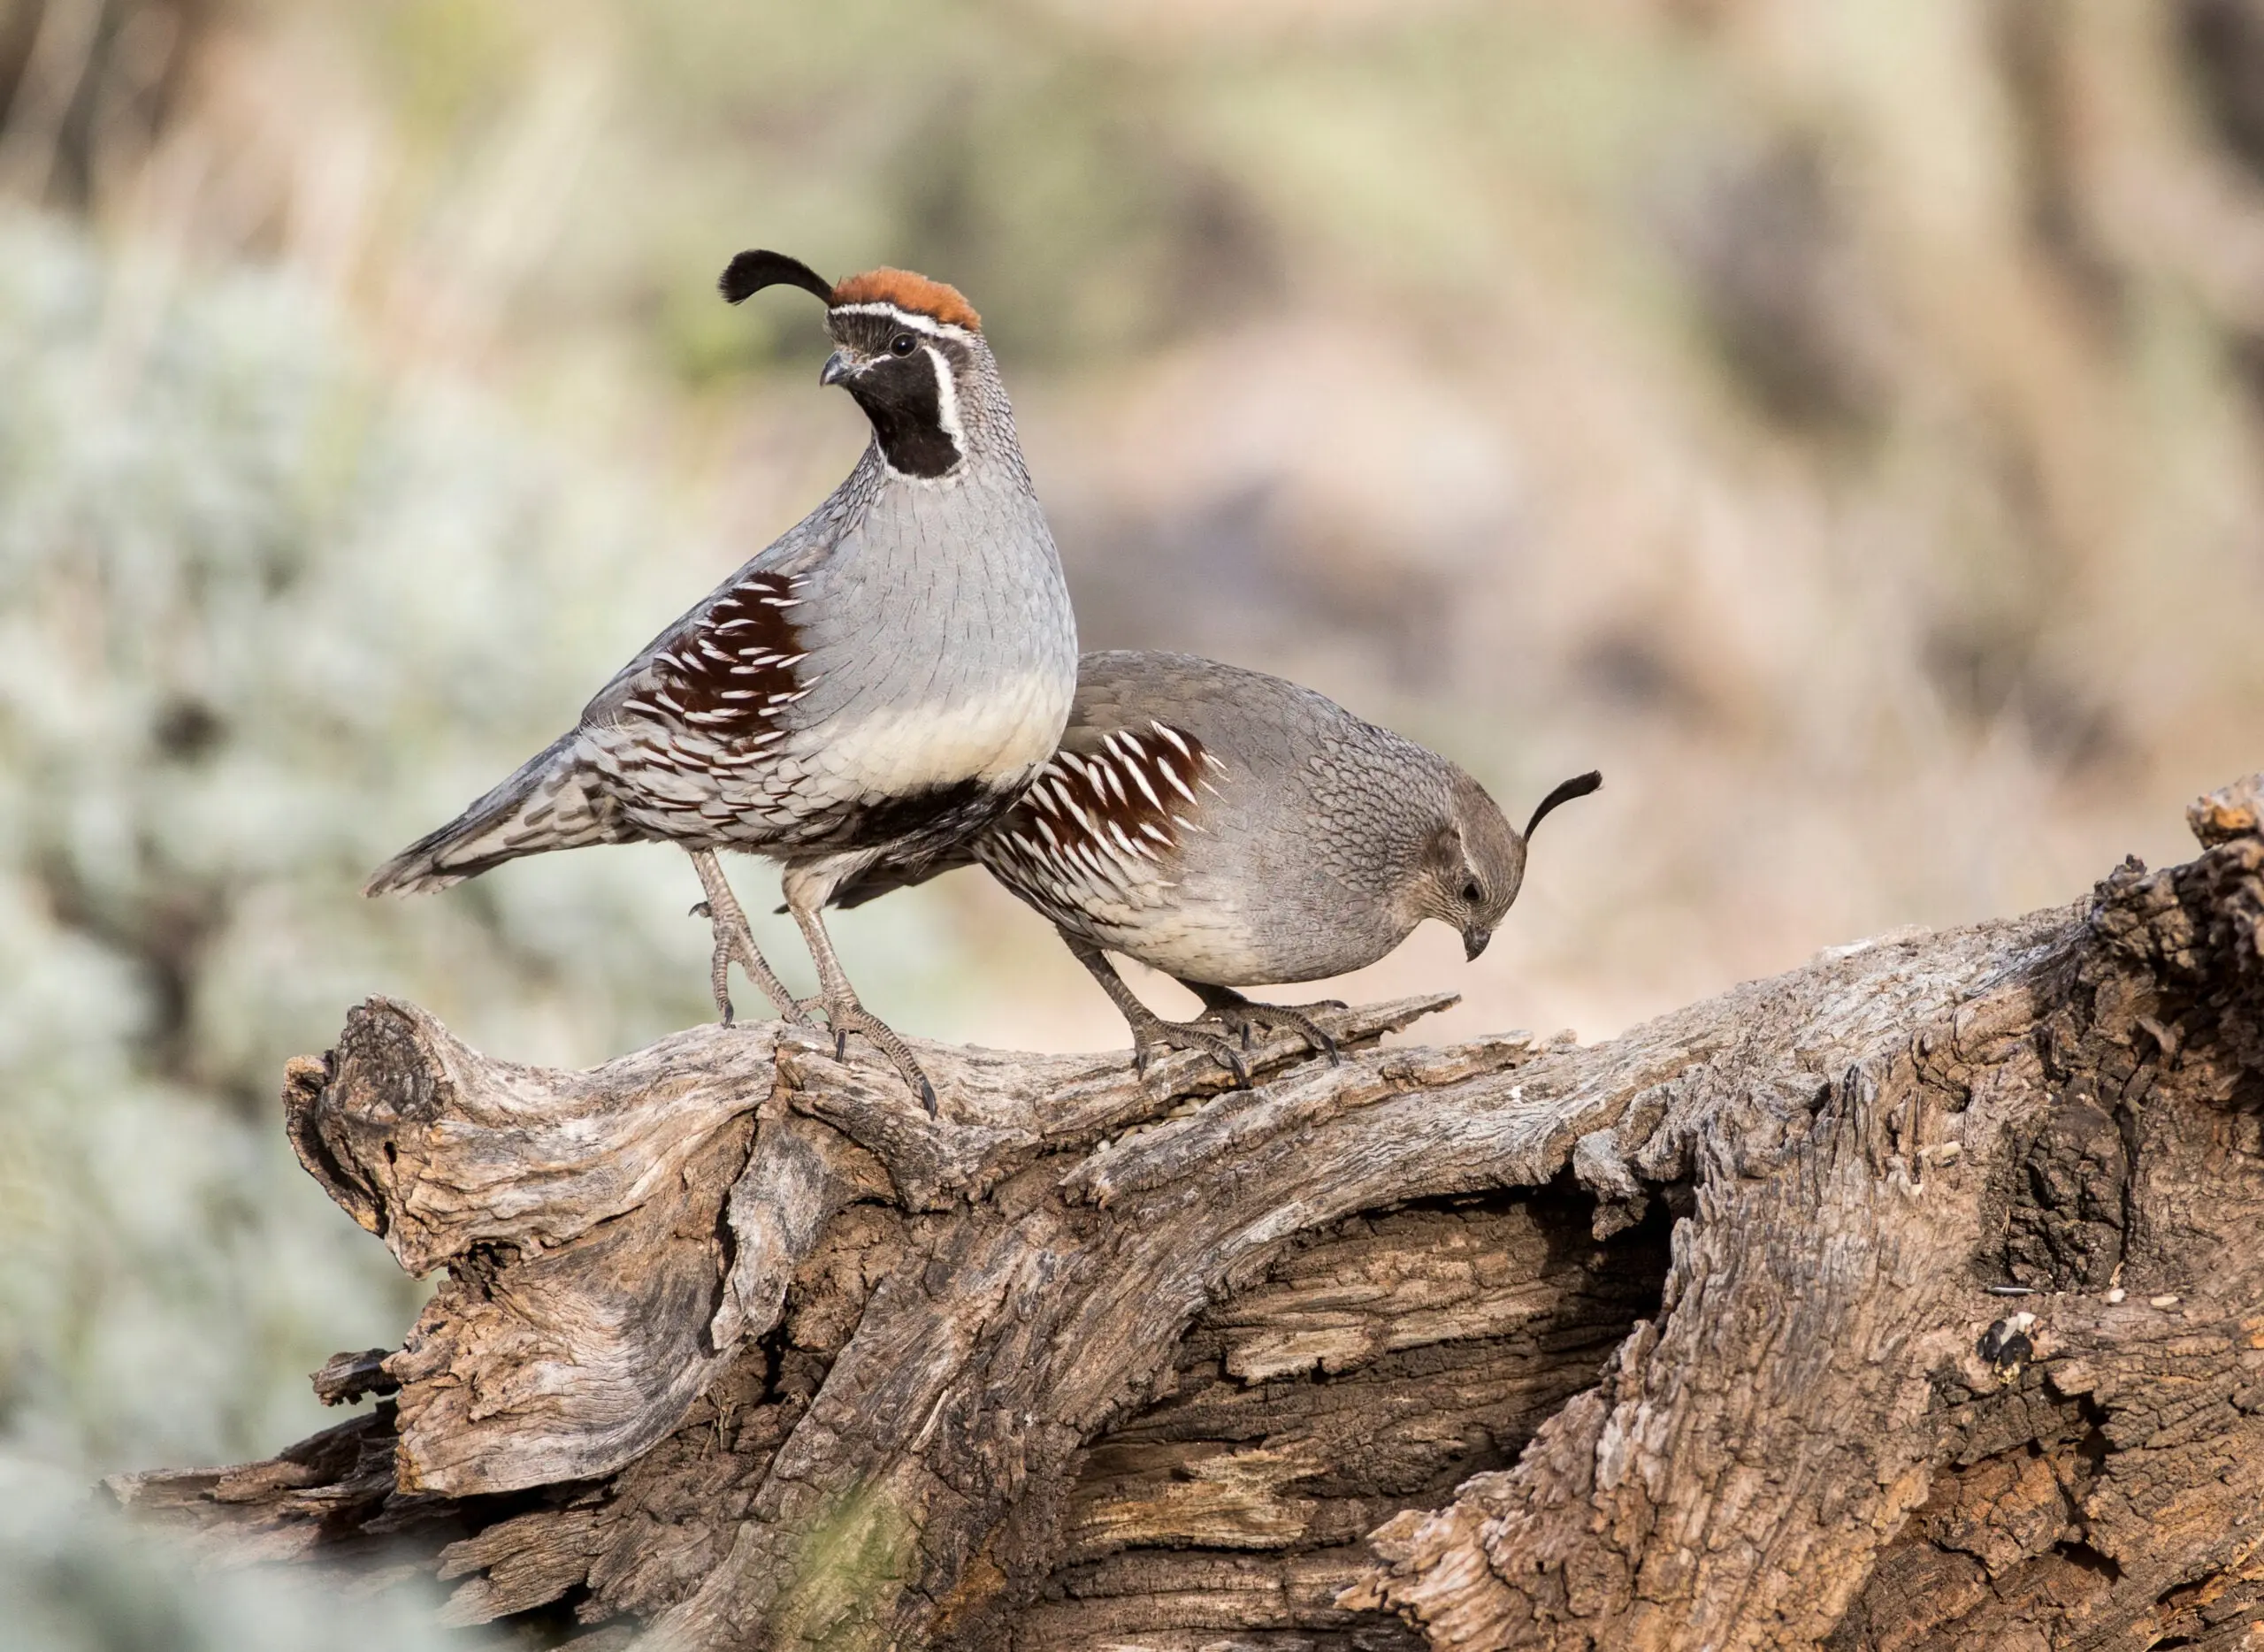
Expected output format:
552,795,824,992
3,0,2261,1641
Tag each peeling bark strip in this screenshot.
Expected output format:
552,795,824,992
110,777,2264,1650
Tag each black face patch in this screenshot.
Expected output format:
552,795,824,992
829,312,968,478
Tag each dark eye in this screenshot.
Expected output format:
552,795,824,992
889,333,917,356
1462,880,1482,905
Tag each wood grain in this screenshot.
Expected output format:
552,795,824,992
111,776,2264,1650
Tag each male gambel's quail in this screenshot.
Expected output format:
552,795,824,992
838,650,1600,1081
365,251,1078,1109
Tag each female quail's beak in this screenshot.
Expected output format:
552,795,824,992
820,348,858,387
1463,925,1491,961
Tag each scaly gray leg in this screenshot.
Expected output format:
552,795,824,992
1059,934,1250,1088
1181,980,1342,1067
687,850,810,1028
781,869,937,1114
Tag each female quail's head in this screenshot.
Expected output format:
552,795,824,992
1421,769,1602,960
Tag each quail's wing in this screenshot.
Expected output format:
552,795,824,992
977,697,1227,919
615,567,813,750
559,534,838,845
827,688,1226,914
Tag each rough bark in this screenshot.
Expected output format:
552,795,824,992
109,776,2264,1651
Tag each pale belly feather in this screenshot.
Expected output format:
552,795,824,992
801,667,1072,800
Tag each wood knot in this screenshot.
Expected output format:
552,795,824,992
1979,1312,2038,1384
311,1347,400,1406
2189,773,2264,847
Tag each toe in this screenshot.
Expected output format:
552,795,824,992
1287,1015,1339,1063
825,1006,937,1111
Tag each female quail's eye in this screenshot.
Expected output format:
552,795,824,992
1462,880,1482,905
890,333,917,356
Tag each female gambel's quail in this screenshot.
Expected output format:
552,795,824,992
837,650,1601,1082
364,250,1078,1111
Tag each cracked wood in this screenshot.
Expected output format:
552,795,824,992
108,775,2264,1652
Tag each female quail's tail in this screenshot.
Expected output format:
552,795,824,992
363,733,613,896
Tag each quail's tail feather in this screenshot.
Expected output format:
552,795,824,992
363,734,616,896
823,845,977,911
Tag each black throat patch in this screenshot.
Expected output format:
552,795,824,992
836,324,964,478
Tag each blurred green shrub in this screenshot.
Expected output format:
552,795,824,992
0,208,949,1482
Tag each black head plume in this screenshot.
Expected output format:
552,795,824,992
1525,770,1602,838
718,249,834,306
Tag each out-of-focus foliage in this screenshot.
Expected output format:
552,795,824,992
0,1457,478,1650
0,210,662,1473
2,0,2262,1632
0,204,957,1460
0,187,959,1638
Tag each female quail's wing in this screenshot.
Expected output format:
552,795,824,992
975,716,1225,927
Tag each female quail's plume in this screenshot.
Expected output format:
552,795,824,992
837,651,1601,1081
363,251,1079,1111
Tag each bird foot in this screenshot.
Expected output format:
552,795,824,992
1198,996,1344,1066
692,901,738,1024
818,998,938,1116
1127,1016,1252,1090
691,899,814,1029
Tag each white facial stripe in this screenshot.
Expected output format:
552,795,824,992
924,343,964,453
827,302,977,344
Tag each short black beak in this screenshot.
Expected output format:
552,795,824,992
1463,926,1491,961
819,348,856,387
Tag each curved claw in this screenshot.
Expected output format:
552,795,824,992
1202,998,1342,1067
1126,1019,1251,1088
817,998,939,1115
690,871,807,1027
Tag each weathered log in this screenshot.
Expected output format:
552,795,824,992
109,776,2264,1650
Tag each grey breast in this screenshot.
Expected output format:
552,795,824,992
577,447,1075,859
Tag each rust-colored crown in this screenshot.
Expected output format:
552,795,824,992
830,268,981,333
